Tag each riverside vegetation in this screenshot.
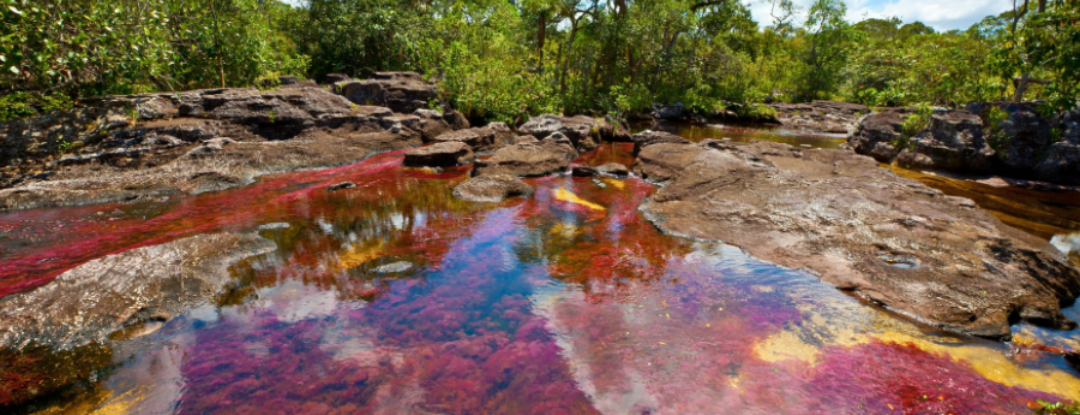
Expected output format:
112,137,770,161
2,0,1079,123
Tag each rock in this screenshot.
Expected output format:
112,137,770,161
278,75,301,85
630,130,691,156
430,123,512,152
472,138,579,177
597,162,629,177
325,73,351,85
848,111,905,163
453,174,534,202
443,109,471,130
572,166,600,177
513,135,540,144
336,72,439,114
770,101,869,134
519,114,622,151
0,233,275,349
636,140,1080,339
895,111,995,173
403,142,475,167
412,109,453,140
652,103,686,121
372,261,414,273
328,181,356,191
1066,351,1080,371
1034,108,1080,185
0,86,429,212
969,102,1053,173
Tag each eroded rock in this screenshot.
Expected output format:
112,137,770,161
770,101,869,134
635,140,1080,338
430,123,512,153
403,142,475,167
630,130,690,156
336,72,439,114
472,137,578,177
453,174,534,202
519,114,624,151
0,233,276,350
896,111,995,173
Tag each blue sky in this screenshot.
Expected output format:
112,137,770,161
281,0,1013,32
747,0,1013,31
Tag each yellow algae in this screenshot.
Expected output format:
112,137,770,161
554,187,606,211
89,386,148,415
870,331,1080,401
751,307,1080,401
549,221,581,239
601,178,626,190
754,329,826,364
339,238,387,270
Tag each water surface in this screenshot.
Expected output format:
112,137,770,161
1,126,1079,414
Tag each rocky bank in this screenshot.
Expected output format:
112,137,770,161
849,103,1080,185
632,137,1080,338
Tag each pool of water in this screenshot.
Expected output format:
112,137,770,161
1,126,1079,414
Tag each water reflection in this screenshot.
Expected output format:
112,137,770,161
0,141,1078,414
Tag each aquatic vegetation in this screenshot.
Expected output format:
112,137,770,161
1,141,1078,414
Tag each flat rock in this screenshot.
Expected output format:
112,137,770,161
630,130,690,156
472,137,578,177
403,142,475,167
0,233,276,350
635,140,1080,339
430,123,512,153
770,100,869,134
453,174,534,202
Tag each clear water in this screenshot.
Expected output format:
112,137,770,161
1,129,1079,414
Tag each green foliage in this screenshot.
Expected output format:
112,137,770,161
0,0,309,105
0,91,73,122
897,103,932,148
1032,400,1080,415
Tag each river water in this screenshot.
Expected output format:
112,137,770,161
1,122,1079,414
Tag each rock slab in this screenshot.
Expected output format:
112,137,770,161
634,140,1080,338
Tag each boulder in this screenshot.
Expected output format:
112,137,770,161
1034,108,1080,185
597,162,630,177
430,122,512,152
630,130,691,156
403,142,475,167
336,72,439,114
519,114,620,151
848,111,906,163
453,174,534,202
895,111,995,173
636,140,1080,339
325,73,351,85
412,109,453,140
572,166,600,177
652,102,686,121
513,135,540,144
472,137,579,177
0,233,275,350
969,102,1053,172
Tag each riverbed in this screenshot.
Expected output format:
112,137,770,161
1,122,1078,414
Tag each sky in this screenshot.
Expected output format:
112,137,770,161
746,0,1013,31
280,0,1014,32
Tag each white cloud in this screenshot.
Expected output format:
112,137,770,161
746,0,1013,32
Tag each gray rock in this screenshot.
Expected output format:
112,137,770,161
453,174,534,202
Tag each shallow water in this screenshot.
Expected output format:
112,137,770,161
1,127,1079,414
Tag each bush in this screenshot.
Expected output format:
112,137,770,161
0,92,73,122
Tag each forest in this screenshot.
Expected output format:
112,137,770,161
1,0,1078,123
